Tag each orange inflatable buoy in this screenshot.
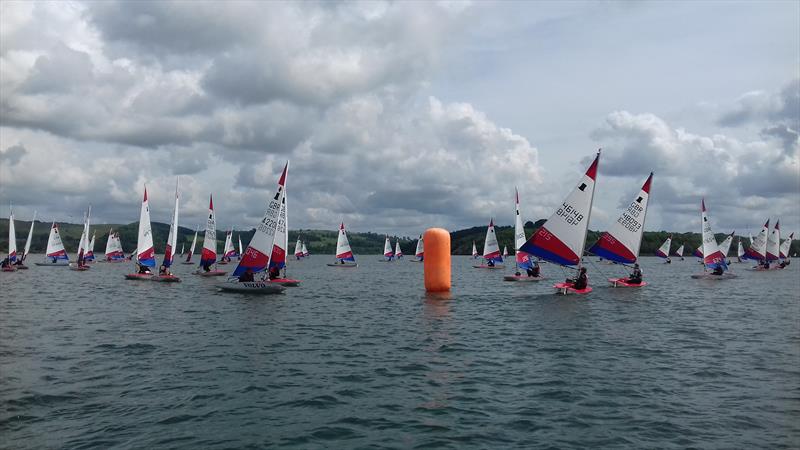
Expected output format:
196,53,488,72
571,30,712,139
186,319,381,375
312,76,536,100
423,228,451,292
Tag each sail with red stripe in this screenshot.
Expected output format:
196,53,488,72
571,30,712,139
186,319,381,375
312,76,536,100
45,223,69,261
672,244,684,258
268,184,288,272
744,220,769,260
700,199,726,271
7,209,17,263
414,235,424,261
482,218,503,264
655,236,671,259
383,236,394,260
335,222,355,262
232,162,288,277
590,173,652,264
84,232,96,261
294,237,303,259
766,220,781,261
105,229,124,260
136,188,155,267
200,195,218,268
779,232,794,259
395,241,403,259
519,151,600,266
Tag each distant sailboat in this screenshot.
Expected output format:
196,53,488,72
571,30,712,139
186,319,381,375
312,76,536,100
743,220,769,264
294,237,304,260
219,230,234,264
3,208,18,272
735,237,745,262
502,246,509,258
152,180,181,282
655,236,671,262
382,236,394,261
237,235,243,260
71,206,91,271
779,232,794,261
471,241,478,259
473,219,504,269
268,177,301,287
691,199,736,279
671,244,684,261
591,172,653,288
766,220,781,262
16,211,36,269
302,242,309,257
519,151,600,294
125,187,155,280
718,231,735,263
105,229,125,262
196,195,226,276
395,241,403,259
182,226,199,264
36,223,69,266
328,222,357,267
84,232,96,263
411,235,424,262
218,162,288,294
504,187,542,281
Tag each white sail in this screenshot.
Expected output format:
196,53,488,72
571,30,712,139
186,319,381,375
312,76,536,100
700,199,725,269
162,180,180,268
737,239,745,259
45,222,68,261
383,236,393,259
238,235,243,258
779,232,794,259
136,188,155,267
514,188,527,251
223,230,235,260
22,211,36,261
302,242,309,257
294,237,303,258
7,209,17,263
745,221,769,260
674,244,684,257
482,219,502,263
269,190,288,273
200,195,217,267
186,228,198,262
589,173,652,264
414,234,424,260
471,241,478,258
395,240,403,258
231,162,288,277
718,232,735,258
335,222,355,262
656,237,671,259
766,220,781,261
502,246,508,257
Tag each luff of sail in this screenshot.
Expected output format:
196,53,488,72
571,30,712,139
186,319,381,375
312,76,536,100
766,220,781,261
232,162,288,277
22,211,36,262
589,172,652,264
519,151,600,266
514,187,533,270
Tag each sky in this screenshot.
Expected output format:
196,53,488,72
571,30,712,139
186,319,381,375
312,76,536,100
1,0,798,238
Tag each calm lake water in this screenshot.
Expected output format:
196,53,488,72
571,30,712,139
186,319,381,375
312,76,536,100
1,255,799,449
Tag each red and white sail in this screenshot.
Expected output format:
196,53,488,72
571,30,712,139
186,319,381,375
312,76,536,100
162,181,180,268
471,241,478,258
223,230,235,260
589,173,652,264
302,242,309,257
673,244,684,258
779,232,794,259
105,229,124,261
414,235,424,261
335,222,355,262
766,220,781,261
655,236,671,259
744,220,769,260
268,188,288,272
519,151,600,266
482,218,503,264
200,195,218,268
383,236,394,260
238,235,243,259
76,205,91,265
700,199,726,270
736,239,744,260
45,223,69,261
21,211,35,262
294,237,303,258
232,162,288,277
85,232,96,261
7,209,17,263
395,241,403,258
136,189,155,267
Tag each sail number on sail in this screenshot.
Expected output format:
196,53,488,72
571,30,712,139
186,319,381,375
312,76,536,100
617,202,644,232
556,202,584,226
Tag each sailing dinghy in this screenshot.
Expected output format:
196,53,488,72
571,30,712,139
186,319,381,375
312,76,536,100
15,212,35,269
471,241,478,259
302,241,309,257
219,230,235,264
105,229,125,262
267,182,301,287
519,151,600,294
152,181,181,282
590,173,652,288
410,235,424,262
195,195,226,276
395,241,403,259
381,236,394,261
3,208,18,272
328,222,357,267
779,232,794,265
655,236,671,263
294,237,304,260
691,199,737,279
473,219,504,269
672,244,685,261
125,188,156,280
182,227,199,264
504,188,544,281
70,206,92,271
765,220,781,267
36,223,70,266
743,220,769,269
217,163,288,294
84,232,96,263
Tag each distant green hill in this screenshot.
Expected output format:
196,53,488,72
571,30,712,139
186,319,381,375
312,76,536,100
0,218,796,258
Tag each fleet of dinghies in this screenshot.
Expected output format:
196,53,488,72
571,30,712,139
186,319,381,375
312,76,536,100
4,152,795,296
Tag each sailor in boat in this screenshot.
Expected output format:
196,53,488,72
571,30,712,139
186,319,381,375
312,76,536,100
526,263,541,278
1,257,9,269
665,257,671,264
627,264,643,284
51,256,58,264
487,259,495,267
137,263,152,275
13,258,23,267
268,266,280,280
711,264,724,276
567,267,588,290
158,264,170,276
761,259,770,270
202,262,212,272
238,268,255,282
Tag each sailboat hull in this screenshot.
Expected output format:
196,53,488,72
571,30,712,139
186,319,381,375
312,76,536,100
35,262,69,266
2,267,17,272
553,282,593,295
473,264,504,269
327,263,358,267
690,273,738,279
151,275,181,282
269,278,300,287
608,278,648,288
194,270,227,276
216,281,285,294
125,273,153,280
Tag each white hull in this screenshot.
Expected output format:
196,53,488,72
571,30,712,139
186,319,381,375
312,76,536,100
216,281,286,294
